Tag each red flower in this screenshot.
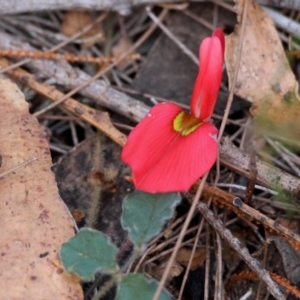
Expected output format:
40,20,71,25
122,28,225,193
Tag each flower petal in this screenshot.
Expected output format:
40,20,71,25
121,103,218,193
190,28,224,121
213,27,225,54
122,102,182,177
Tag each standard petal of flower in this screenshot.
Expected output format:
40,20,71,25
191,31,224,121
122,105,218,193
213,27,225,54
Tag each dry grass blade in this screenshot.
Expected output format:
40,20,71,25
0,157,37,179
178,218,205,300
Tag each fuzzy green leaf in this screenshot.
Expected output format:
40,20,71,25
60,228,118,281
116,273,171,300
122,190,181,251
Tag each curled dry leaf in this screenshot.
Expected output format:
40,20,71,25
0,79,83,299
226,0,300,140
146,261,183,282
176,247,206,271
62,11,104,48
112,36,133,69
71,209,85,223
272,218,300,285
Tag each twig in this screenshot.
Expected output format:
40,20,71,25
0,0,298,15
178,217,205,300
255,243,269,300
244,153,257,204
220,137,300,193
204,222,211,300
214,231,223,299
182,9,214,30
146,223,198,257
0,49,140,66
240,289,253,300
146,6,198,65
198,202,285,300
265,136,300,176
263,7,300,39
133,244,156,273
0,157,37,178
258,0,300,10
216,183,278,195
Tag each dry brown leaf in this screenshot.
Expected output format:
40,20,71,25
71,209,85,223
112,36,133,69
62,11,104,48
225,0,300,140
176,247,206,271
273,218,300,285
147,261,183,282
0,79,83,299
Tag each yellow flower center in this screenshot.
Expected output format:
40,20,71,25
173,111,203,136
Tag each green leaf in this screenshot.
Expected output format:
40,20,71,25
122,190,181,251
60,228,118,281
116,273,171,300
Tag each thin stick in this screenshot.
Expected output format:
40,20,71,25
178,217,205,300
204,222,211,300
146,6,198,65
255,243,269,300
182,9,214,30
214,231,223,300
152,173,208,300
133,244,156,274
0,157,37,178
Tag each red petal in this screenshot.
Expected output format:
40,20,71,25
190,28,224,121
122,102,182,177
121,103,218,193
213,27,225,54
